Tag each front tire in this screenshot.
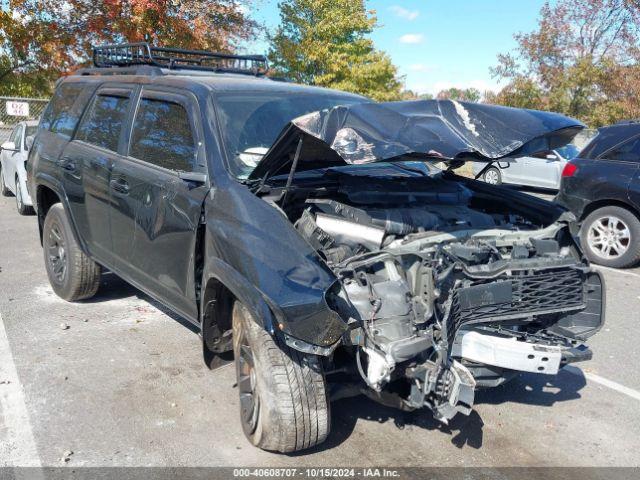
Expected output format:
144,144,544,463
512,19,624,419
15,178,34,215
43,204,101,301
483,166,502,185
232,301,330,453
580,206,640,268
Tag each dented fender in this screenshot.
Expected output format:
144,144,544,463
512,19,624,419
201,180,348,348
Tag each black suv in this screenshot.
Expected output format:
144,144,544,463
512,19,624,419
29,43,604,453
556,121,640,268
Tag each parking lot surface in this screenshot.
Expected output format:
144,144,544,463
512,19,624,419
1,193,640,469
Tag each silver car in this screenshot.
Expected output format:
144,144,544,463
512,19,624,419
472,144,579,190
0,120,38,215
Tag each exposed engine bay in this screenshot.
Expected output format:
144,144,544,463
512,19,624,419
265,168,604,422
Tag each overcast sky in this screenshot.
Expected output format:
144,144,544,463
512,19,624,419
242,0,548,95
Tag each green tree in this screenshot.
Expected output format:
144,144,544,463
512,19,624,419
436,87,481,102
268,0,403,101
491,0,640,126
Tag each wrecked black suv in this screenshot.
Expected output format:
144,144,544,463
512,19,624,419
29,44,604,453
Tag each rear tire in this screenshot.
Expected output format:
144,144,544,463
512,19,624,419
483,167,502,185
232,301,330,453
580,205,640,268
15,178,34,215
0,165,11,196
43,204,101,301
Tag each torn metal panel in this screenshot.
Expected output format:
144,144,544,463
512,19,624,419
249,99,585,180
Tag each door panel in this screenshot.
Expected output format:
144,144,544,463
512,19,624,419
62,85,135,265
111,159,207,318
111,88,208,320
4,125,22,191
61,141,116,264
499,157,525,184
524,154,561,189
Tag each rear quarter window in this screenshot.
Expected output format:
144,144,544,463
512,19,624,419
601,135,640,163
40,83,95,139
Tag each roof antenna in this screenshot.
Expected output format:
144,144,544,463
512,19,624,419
281,135,304,209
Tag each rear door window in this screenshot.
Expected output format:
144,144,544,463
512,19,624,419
76,93,131,152
129,97,196,172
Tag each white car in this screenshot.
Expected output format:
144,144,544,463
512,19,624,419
1,120,38,215
472,144,579,190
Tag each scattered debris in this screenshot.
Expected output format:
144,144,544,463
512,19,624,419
60,323,70,330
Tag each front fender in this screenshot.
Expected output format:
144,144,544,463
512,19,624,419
201,257,277,334
203,183,349,347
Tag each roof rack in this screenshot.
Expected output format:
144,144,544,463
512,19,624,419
92,42,268,76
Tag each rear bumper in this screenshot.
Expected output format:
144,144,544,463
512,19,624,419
555,190,588,219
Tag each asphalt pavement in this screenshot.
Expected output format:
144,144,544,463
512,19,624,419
1,192,640,469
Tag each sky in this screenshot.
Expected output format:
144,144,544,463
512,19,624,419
241,0,548,96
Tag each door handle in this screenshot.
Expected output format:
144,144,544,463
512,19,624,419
110,178,130,194
57,157,76,172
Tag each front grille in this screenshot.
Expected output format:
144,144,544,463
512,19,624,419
446,268,586,346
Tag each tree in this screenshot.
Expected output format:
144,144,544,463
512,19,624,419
436,87,481,102
0,0,257,96
491,0,640,126
268,0,403,101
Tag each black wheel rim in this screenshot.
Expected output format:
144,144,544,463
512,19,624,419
237,331,260,435
47,222,67,283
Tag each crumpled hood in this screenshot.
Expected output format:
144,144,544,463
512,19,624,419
248,99,584,181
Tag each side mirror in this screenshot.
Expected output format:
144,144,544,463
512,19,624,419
25,135,34,151
178,171,208,184
1,141,17,152
546,153,558,160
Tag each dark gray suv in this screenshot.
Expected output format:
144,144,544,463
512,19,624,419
28,43,605,453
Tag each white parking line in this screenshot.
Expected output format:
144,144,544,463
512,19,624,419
594,265,640,279
0,312,41,467
564,365,640,402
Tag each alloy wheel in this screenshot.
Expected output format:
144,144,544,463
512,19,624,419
587,215,631,260
484,169,499,185
47,222,68,283
237,328,260,435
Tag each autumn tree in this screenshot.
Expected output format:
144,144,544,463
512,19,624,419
491,0,640,126
0,0,257,96
268,0,403,101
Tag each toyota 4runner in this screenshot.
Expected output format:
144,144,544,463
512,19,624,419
28,43,604,453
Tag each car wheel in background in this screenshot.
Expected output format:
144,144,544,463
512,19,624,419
580,206,640,268
232,301,330,453
483,167,502,185
43,203,101,301
15,177,34,215
0,165,11,196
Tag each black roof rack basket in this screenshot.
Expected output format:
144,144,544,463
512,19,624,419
92,42,268,75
